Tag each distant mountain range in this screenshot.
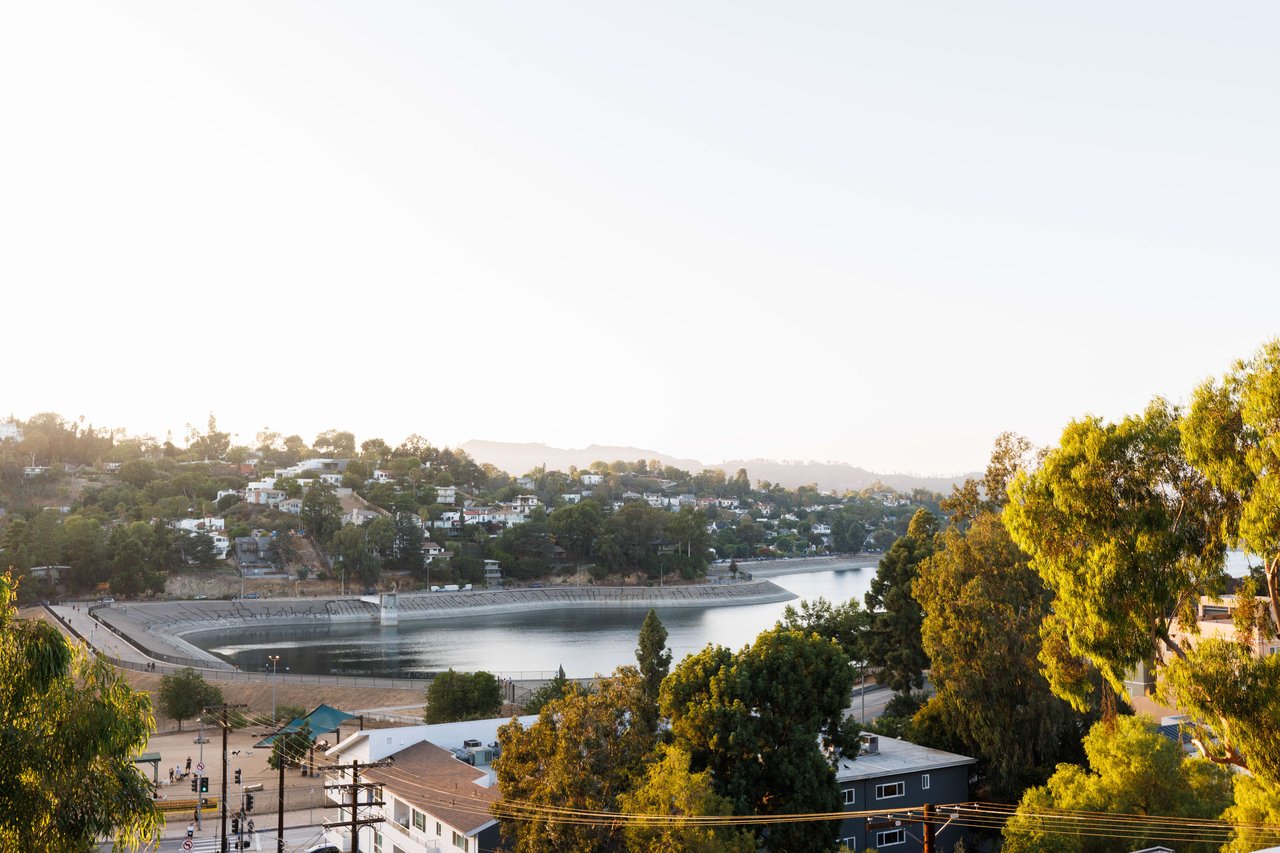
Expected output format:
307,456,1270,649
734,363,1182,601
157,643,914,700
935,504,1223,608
459,440,974,495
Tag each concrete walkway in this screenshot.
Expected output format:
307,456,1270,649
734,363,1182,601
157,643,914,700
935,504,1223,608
51,603,158,665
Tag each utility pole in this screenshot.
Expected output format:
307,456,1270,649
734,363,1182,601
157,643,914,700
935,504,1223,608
278,752,287,853
197,715,205,831
922,802,935,853
204,703,247,853
322,758,388,853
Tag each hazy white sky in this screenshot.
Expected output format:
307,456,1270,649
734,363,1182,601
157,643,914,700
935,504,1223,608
3,2,1277,475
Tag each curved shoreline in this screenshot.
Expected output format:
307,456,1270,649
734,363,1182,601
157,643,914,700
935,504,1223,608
730,554,879,577
90,579,799,668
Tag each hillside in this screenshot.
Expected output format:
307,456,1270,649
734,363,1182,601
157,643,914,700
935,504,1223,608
460,440,974,494
460,441,705,477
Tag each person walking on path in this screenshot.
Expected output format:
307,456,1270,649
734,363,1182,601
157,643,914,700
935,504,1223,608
187,822,194,839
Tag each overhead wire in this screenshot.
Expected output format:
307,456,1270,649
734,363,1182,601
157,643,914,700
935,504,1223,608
326,764,1280,847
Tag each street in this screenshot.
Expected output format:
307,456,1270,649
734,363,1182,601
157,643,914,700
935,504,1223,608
98,822,330,853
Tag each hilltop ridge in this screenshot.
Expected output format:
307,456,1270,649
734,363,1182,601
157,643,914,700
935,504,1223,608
459,440,974,494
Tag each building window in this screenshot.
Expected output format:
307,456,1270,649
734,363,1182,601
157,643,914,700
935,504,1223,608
373,831,382,853
842,788,855,806
875,781,905,800
412,810,426,831
839,837,857,851
921,773,930,790
436,822,442,837
453,830,467,849
876,828,906,846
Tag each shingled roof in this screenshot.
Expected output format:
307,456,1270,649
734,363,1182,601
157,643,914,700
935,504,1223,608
364,740,499,835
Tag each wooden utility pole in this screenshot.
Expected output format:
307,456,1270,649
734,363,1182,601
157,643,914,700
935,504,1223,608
322,758,388,853
277,756,285,853
203,704,247,853
922,802,935,853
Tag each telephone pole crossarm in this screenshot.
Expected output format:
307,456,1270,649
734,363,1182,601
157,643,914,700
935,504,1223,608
319,758,393,853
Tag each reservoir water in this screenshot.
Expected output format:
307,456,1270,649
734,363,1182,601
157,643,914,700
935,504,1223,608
191,551,1260,679
194,567,876,679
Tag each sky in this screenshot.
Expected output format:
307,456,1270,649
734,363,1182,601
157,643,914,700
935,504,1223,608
2,2,1277,476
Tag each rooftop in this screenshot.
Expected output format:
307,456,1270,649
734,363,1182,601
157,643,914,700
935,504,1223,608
364,740,499,835
834,734,975,782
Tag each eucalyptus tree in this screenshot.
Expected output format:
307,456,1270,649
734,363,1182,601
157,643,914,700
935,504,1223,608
0,571,162,850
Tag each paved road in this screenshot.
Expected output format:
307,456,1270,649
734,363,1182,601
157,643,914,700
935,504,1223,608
844,677,936,725
99,821,329,853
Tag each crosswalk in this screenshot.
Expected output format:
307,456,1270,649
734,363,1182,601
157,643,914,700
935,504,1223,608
184,836,262,852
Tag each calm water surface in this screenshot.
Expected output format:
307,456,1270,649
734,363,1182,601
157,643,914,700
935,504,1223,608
194,569,875,679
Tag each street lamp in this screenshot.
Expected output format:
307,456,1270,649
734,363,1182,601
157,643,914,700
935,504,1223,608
265,655,285,722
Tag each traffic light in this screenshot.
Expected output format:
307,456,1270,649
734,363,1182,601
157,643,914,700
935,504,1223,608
245,794,255,812
199,776,209,793
232,817,239,834
191,778,197,792
234,769,242,784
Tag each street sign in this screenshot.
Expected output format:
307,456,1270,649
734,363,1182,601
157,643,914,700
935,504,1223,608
182,840,193,851
196,762,205,772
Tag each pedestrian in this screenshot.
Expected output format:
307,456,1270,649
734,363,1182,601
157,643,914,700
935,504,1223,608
187,822,194,839
186,756,192,774
169,767,174,783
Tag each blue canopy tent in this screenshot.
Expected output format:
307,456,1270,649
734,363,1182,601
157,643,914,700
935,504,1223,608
256,703,362,774
257,703,360,745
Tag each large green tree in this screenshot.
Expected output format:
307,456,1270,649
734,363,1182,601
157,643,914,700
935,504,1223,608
157,667,223,731
0,572,162,850
913,510,1087,799
778,596,868,664
635,609,671,734
549,499,603,562
661,628,857,853
300,482,343,546
391,512,425,574
330,524,382,588
496,668,655,853
1182,339,1280,633
1003,399,1225,710
617,744,755,853
424,669,503,723
862,508,936,693
1001,716,1233,853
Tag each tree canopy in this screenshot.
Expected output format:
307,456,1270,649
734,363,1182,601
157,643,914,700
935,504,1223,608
1001,716,1233,853
496,668,655,853
1003,399,1225,709
912,509,1088,798
424,669,503,723
862,508,936,693
661,628,857,853
157,667,224,731
0,572,162,850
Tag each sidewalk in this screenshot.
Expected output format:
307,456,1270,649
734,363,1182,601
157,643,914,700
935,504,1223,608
50,602,156,665
161,809,322,839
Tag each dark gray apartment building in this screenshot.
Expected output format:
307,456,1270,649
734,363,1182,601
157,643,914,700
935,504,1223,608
834,734,976,852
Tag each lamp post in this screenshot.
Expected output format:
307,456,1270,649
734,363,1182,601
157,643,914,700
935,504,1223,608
266,655,283,723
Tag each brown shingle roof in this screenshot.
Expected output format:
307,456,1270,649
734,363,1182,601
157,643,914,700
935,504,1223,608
364,741,499,835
